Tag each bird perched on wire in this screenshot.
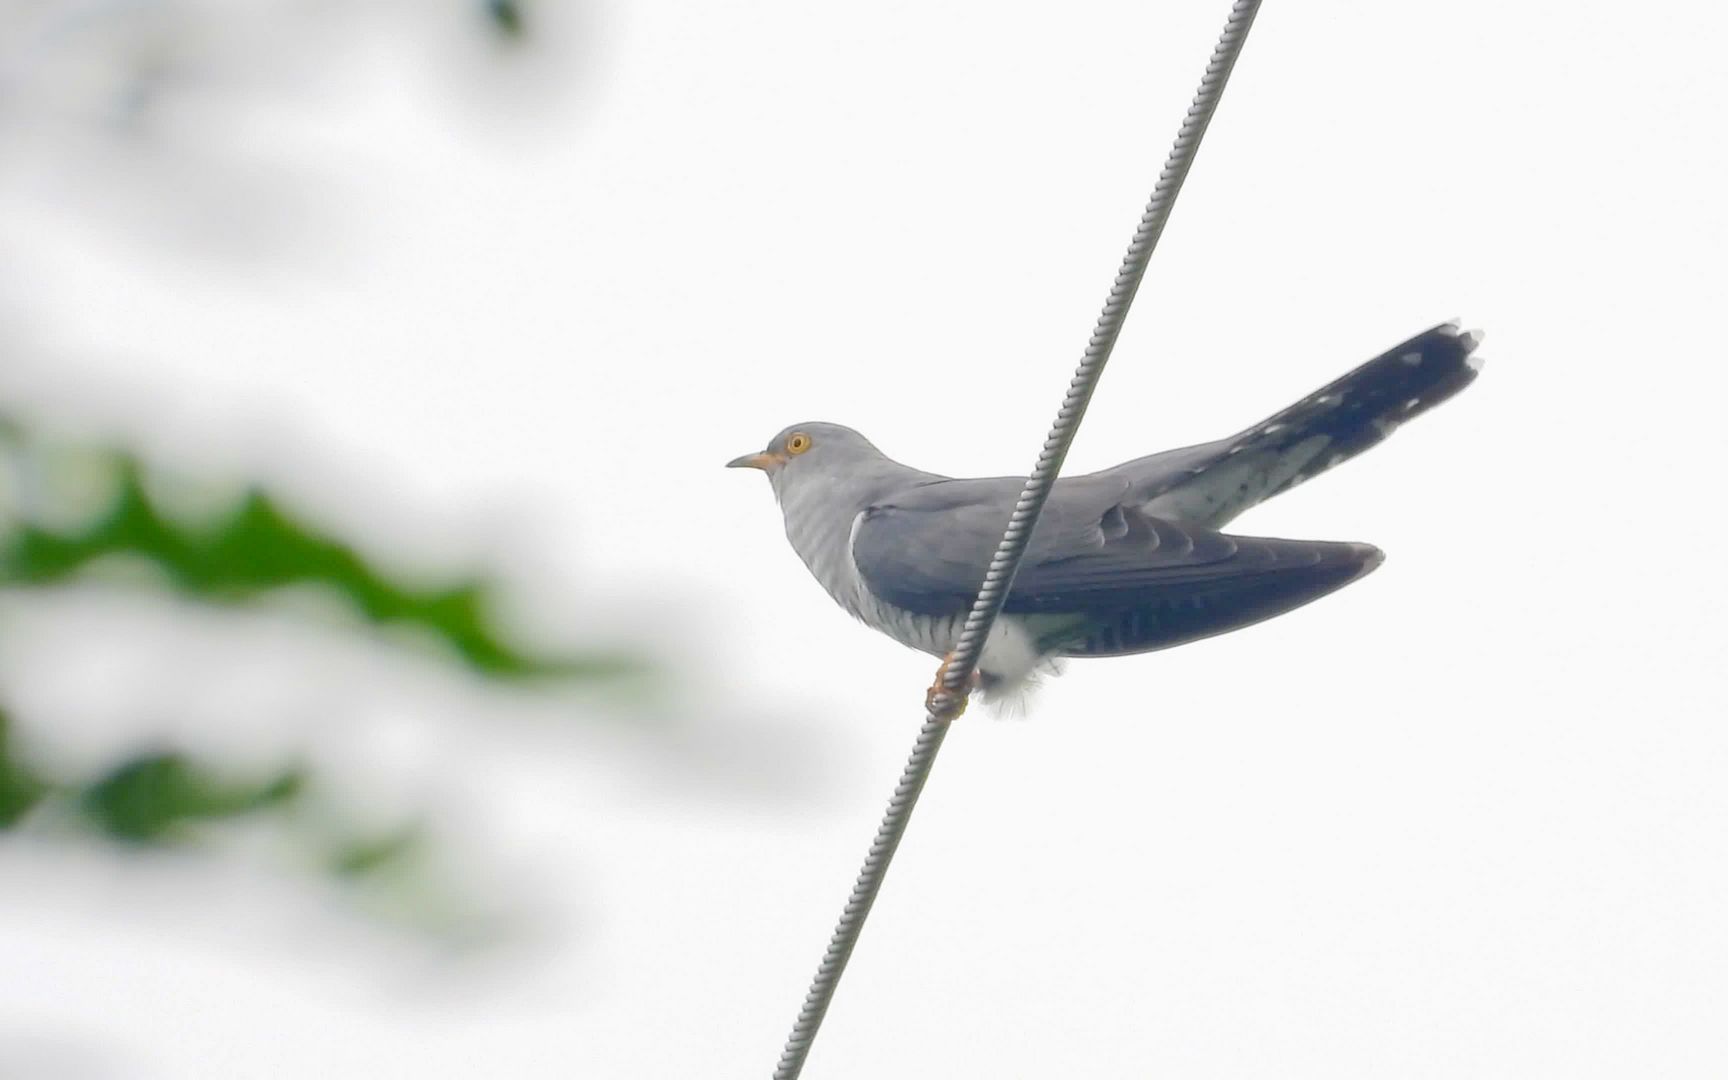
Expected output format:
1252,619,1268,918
729,322,1483,715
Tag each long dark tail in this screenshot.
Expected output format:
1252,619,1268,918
1135,322,1484,527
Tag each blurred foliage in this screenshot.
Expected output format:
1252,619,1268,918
329,823,424,879
80,753,304,844
2,708,307,846
485,0,527,39
1,704,451,928
0,410,639,932
0,418,636,681
0,0,587,939
0,708,51,828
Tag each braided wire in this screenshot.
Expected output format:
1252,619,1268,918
773,3,1262,1075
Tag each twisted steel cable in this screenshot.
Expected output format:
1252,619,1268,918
773,2,1263,1075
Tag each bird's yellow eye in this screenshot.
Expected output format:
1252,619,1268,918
786,432,812,455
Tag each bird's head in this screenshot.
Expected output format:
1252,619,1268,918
726,422,884,499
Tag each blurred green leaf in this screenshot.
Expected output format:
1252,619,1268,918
0,428,641,681
484,0,526,39
330,824,424,879
1,696,472,933
80,752,305,843
0,408,632,932
0,708,53,827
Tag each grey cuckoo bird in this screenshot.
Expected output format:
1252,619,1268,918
729,322,1483,713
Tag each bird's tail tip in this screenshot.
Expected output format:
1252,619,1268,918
1354,542,1387,580
1439,319,1487,372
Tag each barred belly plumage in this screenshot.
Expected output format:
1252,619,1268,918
865,599,962,658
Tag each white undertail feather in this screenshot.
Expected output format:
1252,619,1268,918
979,665,1061,719
974,617,1052,694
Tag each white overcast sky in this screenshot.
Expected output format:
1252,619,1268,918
2,1,1726,1077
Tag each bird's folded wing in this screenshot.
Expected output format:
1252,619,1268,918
851,483,1377,617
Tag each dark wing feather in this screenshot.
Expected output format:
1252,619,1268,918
852,480,1382,654
849,476,1137,616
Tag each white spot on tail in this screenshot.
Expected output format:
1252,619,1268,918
1400,351,1423,366
1460,327,1486,370
1403,397,1422,412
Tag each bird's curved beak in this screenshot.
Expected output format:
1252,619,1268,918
727,451,782,471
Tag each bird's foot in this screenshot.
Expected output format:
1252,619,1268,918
925,652,980,721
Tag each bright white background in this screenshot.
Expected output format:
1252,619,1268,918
3,1,1726,1077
